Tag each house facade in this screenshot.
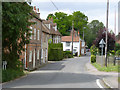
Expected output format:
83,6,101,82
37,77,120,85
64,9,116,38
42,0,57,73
43,17,61,43
41,23,50,64
61,30,86,56
20,7,50,70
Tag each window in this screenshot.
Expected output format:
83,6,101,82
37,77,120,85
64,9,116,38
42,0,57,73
29,51,32,62
46,49,47,57
41,49,43,59
37,50,39,59
30,27,32,40
34,28,36,40
66,42,70,47
66,49,70,51
37,30,39,40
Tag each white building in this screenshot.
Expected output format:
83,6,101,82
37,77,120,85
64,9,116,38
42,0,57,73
61,30,86,56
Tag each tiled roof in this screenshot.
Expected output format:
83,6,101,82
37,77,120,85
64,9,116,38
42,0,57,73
61,36,79,42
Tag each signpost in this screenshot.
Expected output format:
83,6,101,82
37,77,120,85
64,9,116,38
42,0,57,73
99,39,106,67
2,61,7,70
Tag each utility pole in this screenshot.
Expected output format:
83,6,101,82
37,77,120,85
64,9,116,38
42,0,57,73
114,7,116,66
105,0,109,67
72,21,74,55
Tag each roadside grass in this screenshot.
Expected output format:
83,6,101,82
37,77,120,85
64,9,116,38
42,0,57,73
92,63,119,72
2,69,25,83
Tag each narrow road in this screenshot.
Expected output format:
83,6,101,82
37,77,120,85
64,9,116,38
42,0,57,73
3,56,100,88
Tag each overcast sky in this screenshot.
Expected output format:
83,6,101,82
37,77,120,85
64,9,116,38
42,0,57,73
31,0,120,35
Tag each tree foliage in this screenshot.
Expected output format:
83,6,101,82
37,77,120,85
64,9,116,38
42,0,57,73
2,2,33,69
46,11,88,36
93,28,115,53
84,20,104,48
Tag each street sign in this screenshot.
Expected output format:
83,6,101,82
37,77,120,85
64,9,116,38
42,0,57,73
99,39,106,67
99,39,106,45
99,45,104,48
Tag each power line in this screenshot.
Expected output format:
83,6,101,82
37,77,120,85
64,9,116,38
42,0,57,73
50,0,60,12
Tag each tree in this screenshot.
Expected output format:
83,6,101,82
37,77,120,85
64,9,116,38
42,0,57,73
72,11,88,38
84,20,104,48
93,28,115,54
2,2,33,69
46,11,88,36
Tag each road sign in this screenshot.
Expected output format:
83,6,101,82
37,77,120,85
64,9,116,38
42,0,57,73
99,39,106,45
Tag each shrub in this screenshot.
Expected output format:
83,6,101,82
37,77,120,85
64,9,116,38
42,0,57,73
48,43,63,61
116,50,120,57
63,51,73,58
91,55,96,63
90,45,98,55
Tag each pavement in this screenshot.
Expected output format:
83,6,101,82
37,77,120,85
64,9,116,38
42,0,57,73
85,61,119,89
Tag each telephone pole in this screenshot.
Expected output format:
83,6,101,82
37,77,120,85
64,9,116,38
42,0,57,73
105,0,109,67
72,21,74,55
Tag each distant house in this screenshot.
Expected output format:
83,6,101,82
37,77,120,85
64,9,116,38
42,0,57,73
43,17,61,43
61,30,86,56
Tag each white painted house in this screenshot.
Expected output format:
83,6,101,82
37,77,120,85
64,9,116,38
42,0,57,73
61,30,86,56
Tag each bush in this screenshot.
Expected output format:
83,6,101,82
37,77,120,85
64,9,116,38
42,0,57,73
116,50,120,57
2,69,24,82
91,55,96,63
48,43,63,61
90,45,98,55
63,51,73,58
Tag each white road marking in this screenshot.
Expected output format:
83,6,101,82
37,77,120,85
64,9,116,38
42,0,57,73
96,79,104,88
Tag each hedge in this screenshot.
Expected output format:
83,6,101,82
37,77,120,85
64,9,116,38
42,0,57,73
48,43,63,61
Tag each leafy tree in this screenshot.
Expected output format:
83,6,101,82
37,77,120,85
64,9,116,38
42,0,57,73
93,28,115,54
84,20,104,48
2,2,33,69
72,11,88,38
46,11,88,36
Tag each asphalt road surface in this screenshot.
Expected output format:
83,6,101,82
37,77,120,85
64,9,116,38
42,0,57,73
3,56,101,88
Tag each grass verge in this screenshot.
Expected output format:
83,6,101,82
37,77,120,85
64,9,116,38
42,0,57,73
92,63,119,72
118,77,120,83
2,69,25,83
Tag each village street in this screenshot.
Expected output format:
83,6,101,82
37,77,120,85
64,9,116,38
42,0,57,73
2,54,114,89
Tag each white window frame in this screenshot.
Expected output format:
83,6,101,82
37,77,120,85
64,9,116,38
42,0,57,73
45,49,47,58
37,30,39,40
41,49,43,59
29,51,32,62
30,26,32,40
34,28,36,40
66,42,70,47
37,50,39,59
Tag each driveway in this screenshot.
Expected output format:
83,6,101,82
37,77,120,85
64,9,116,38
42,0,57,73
3,56,102,88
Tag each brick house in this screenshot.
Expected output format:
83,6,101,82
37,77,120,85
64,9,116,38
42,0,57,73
61,30,86,56
43,17,61,43
41,23,50,64
20,7,50,70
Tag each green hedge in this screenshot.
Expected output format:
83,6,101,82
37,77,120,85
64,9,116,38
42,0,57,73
48,43,63,61
91,55,96,63
63,51,73,58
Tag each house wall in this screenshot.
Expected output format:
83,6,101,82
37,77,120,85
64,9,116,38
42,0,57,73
25,17,42,70
41,32,49,64
61,41,80,56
